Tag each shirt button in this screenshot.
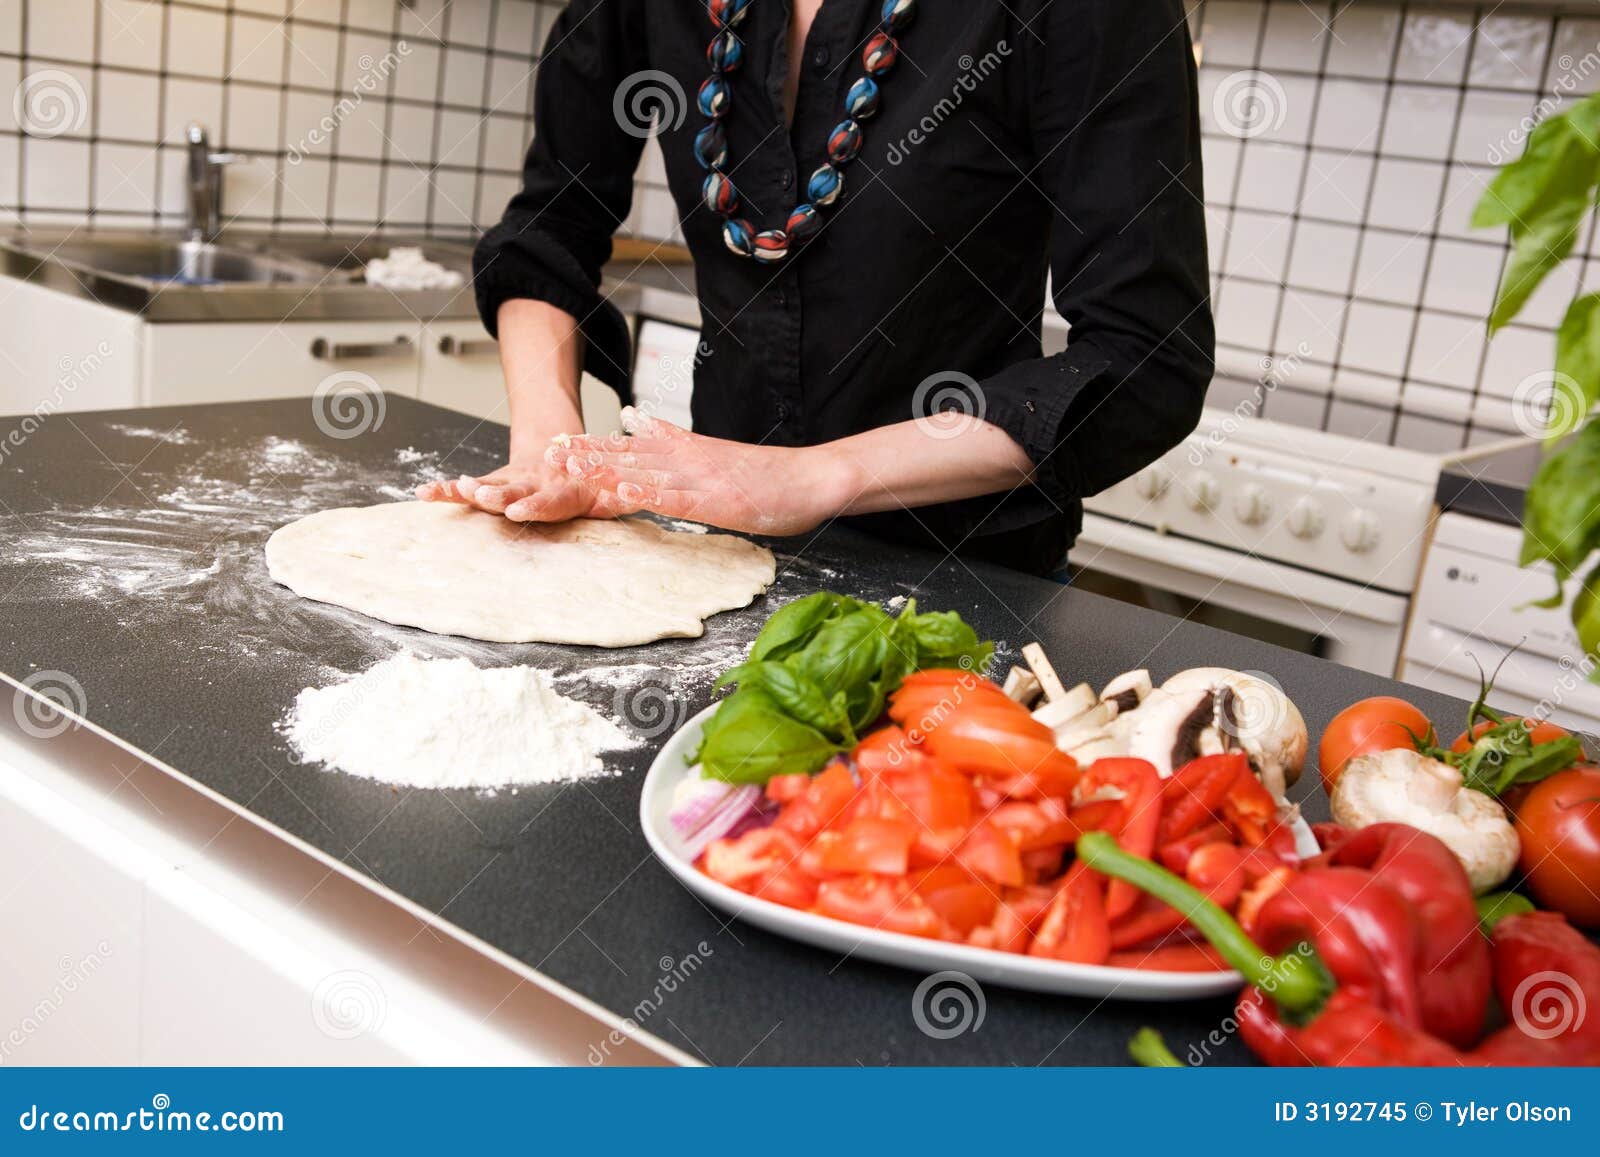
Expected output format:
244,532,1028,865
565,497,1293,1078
775,286,787,306
776,403,790,420
811,46,830,69
780,169,793,190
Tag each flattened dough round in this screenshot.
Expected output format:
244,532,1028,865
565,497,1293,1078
265,502,776,646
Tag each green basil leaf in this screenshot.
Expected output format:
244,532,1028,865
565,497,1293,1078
726,660,844,736
747,592,862,663
1552,293,1600,441
1520,421,1600,585
795,606,892,698
1489,197,1588,332
698,689,844,784
1574,562,1600,664
1475,111,1600,229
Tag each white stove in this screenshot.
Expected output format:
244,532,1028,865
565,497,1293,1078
1075,409,1443,676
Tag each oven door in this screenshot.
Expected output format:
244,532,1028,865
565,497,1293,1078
1072,513,1411,676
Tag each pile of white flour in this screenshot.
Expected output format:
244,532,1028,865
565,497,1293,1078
283,654,633,790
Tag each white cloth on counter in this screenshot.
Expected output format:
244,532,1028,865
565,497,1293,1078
362,247,464,291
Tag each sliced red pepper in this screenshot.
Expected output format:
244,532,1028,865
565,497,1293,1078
1110,844,1249,950
1076,757,1164,920
1158,753,1249,843
1030,862,1110,964
1219,764,1294,859
1156,821,1231,874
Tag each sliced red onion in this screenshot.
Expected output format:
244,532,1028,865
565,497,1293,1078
669,772,764,859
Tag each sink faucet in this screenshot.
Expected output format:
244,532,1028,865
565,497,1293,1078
184,122,252,242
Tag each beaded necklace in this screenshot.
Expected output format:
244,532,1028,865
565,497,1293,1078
695,0,917,263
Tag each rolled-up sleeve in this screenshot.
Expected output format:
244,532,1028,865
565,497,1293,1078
980,0,1214,510
473,0,650,395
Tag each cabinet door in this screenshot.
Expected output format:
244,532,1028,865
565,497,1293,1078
144,320,422,408
420,323,623,434
0,280,143,417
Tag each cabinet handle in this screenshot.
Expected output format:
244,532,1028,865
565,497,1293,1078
309,335,416,360
437,335,499,357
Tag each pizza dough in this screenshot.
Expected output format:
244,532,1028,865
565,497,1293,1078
265,502,776,646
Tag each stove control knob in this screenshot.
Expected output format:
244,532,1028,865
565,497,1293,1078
1133,465,1171,501
1233,483,1271,526
1183,470,1220,512
1340,509,1382,554
1288,497,1326,539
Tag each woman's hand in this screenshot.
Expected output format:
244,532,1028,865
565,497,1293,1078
414,458,626,521
546,410,853,536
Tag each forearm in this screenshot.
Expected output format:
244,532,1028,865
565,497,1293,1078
495,298,587,461
822,418,1035,517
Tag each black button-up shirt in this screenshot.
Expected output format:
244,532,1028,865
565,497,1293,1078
473,0,1213,576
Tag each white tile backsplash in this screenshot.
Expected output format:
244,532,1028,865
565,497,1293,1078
168,4,228,75
1381,85,1461,161
1288,220,1359,294
97,69,159,142
1299,150,1373,223
1395,8,1476,84
1311,79,1386,151
26,0,95,63
1323,5,1401,79
0,0,18,55
1368,158,1446,231
1469,16,1550,91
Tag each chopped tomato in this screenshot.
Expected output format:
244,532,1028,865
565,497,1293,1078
989,799,1078,851
912,865,997,936
955,820,1025,887
765,773,811,804
813,875,945,939
1076,758,1164,920
701,828,817,908
817,816,916,876
852,725,920,780
773,761,857,838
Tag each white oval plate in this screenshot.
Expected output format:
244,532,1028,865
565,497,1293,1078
641,704,1319,1001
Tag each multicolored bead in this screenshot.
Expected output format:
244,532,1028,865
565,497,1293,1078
706,29,744,72
752,230,790,263
786,203,822,244
844,77,880,120
826,119,863,165
697,74,731,119
707,0,750,30
807,164,844,207
863,32,898,76
693,122,728,169
881,0,916,32
721,218,755,257
702,171,739,214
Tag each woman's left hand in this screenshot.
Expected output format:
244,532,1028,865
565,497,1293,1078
545,408,853,536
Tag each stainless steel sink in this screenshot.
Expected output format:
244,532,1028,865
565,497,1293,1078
37,236,336,286
0,229,487,322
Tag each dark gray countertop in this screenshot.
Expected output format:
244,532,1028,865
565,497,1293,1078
0,395,1471,1066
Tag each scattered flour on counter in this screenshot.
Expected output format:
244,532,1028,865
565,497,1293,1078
886,594,907,611
107,423,195,444
283,654,635,790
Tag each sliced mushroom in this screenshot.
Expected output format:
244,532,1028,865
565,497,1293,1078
1159,668,1308,799
1099,669,1152,717
1002,665,1043,708
1331,749,1519,893
1032,682,1098,730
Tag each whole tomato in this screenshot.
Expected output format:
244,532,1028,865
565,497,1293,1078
1514,766,1600,929
1317,697,1434,794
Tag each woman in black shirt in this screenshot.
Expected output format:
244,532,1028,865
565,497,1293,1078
418,0,1213,576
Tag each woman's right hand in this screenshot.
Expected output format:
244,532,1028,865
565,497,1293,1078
415,458,624,522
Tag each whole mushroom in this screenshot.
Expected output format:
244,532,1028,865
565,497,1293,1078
1133,668,1309,798
1330,748,1520,893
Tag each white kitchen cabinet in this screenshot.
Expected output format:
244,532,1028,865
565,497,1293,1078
144,320,423,408
418,320,625,435
0,278,143,416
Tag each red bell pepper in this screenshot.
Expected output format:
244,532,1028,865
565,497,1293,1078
1156,753,1248,843
1311,822,1489,1048
1029,861,1110,964
1078,829,1486,1067
1075,758,1163,920
1472,910,1600,1066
